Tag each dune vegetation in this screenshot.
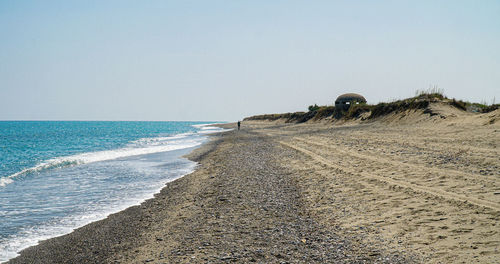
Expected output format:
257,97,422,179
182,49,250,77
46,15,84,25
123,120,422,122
244,90,499,123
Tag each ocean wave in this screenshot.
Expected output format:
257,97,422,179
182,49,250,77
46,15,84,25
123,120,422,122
0,160,80,187
0,135,204,188
129,133,194,146
192,123,232,134
191,123,215,128
0,162,198,262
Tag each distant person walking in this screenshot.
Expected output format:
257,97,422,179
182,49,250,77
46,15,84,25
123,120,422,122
237,121,241,130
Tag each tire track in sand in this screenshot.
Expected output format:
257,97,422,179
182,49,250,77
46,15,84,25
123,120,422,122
279,140,500,211
294,136,500,184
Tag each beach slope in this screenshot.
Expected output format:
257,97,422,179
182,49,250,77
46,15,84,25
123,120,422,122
9,128,413,263
9,105,499,263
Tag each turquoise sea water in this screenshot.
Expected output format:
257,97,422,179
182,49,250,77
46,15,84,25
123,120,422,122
0,121,225,262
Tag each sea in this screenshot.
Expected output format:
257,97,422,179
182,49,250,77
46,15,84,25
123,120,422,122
0,121,227,262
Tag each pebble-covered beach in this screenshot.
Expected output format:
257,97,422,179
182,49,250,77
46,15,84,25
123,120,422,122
9,106,500,263
9,127,415,263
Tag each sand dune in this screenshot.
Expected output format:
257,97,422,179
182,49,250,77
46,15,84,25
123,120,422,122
245,103,499,263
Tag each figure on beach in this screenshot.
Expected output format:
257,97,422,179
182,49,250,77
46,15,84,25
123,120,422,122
238,121,241,130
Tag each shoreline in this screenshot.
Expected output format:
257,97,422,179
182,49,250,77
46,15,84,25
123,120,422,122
8,125,414,263
2,127,217,263
3,148,200,263
7,113,499,263
6,138,217,264
7,130,236,264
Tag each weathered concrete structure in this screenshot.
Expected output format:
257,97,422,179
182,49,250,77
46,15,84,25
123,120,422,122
335,93,367,111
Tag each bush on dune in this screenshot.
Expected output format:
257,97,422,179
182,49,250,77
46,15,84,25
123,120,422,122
244,88,498,122
369,99,430,119
345,103,372,119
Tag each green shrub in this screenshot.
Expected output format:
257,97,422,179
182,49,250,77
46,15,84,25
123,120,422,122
369,99,429,119
346,103,372,118
308,104,320,112
450,99,467,111
481,104,499,113
313,106,335,120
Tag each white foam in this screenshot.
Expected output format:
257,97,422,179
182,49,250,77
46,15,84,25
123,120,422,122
129,132,195,146
1,125,233,187
0,162,198,262
192,123,232,135
0,135,204,188
0,126,222,261
191,123,215,128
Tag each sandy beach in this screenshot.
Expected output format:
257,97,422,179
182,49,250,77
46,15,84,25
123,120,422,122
3,1,499,263
8,103,500,263
242,103,500,263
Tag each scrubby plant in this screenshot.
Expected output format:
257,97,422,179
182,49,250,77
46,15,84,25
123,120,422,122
415,85,445,100
314,106,335,120
468,102,499,113
369,99,429,119
448,99,499,113
294,112,315,123
308,104,320,112
450,99,467,111
346,103,372,118
481,104,499,113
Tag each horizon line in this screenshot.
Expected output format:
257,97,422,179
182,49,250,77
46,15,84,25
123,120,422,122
0,119,229,122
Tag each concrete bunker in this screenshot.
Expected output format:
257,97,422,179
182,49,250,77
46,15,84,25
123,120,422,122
335,93,367,112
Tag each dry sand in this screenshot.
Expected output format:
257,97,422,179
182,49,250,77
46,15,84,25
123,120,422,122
245,103,500,263
8,103,500,263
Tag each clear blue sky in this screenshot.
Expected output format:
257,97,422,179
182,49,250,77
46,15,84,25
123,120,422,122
1,0,499,121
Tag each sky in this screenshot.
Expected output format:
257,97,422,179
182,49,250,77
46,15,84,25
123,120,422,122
1,0,499,121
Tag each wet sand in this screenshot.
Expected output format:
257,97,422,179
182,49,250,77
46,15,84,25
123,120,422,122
8,105,500,263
